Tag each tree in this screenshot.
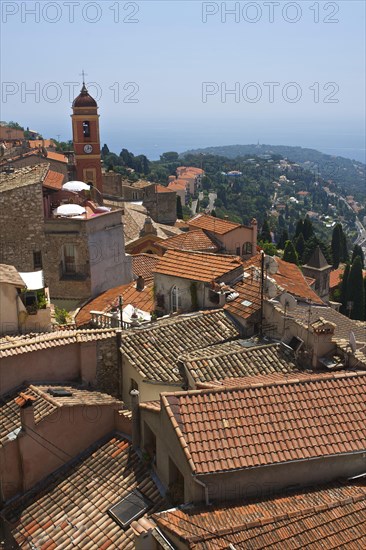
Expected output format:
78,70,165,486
303,217,314,241
211,209,217,217
196,199,200,213
331,223,342,268
277,229,289,250
258,241,277,256
352,244,364,268
346,256,365,320
341,232,349,263
295,232,305,260
119,148,134,167
176,196,183,219
283,240,299,265
160,151,179,163
295,219,304,239
260,219,272,243
101,144,110,156
339,263,350,315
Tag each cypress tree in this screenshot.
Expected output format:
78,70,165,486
283,240,299,265
176,196,183,219
295,219,304,239
295,232,305,260
341,232,349,263
339,263,350,315
331,223,342,268
346,256,365,320
277,229,289,250
303,217,314,241
352,244,365,268
260,220,272,243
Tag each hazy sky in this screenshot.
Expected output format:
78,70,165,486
1,1,365,160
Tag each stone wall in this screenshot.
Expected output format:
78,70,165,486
143,184,177,225
0,182,47,271
96,334,121,397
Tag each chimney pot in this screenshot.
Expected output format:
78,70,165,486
136,275,145,291
130,389,140,448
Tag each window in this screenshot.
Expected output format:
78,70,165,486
108,489,151,530
171,285,181,312
82,121,90,137
130,379,138,392
236,246,241,256
33,251,42,270
243,242,253,255
63,244,77,274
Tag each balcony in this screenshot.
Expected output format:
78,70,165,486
59,262,90,281
90,311,132,330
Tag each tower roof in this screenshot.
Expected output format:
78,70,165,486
72,83,97,108
304,246,330,270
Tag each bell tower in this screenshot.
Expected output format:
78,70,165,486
71,76,103,194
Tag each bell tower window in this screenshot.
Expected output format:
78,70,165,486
83,121,90,138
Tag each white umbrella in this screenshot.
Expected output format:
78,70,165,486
62,181,90,192
54,204,86,217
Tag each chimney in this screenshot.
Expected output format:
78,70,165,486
136,275,145,291
130,389,140,449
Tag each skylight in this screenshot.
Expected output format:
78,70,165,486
108,489,151,529
241,300,252,307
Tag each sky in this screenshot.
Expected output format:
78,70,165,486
1,0,365,161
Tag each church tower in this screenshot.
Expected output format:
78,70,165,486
71,79,103,194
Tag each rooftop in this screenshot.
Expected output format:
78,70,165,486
303,246,331,270
187,214,241,235
0,328,116,358
181,342,299,386
75,279,154,327
223,267,261,319
154,479,366,549
162,371,366,474
159,229,218,253
0,384,122,446
153,249,242,282
0,164,48,193
2,434,164,549
43,168,64,190
0,264,25,288
121,310,240,384
132,254,161,280
122,203,182,244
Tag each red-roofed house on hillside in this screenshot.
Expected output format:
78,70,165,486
153,249,243,314
139,371,366,504
187,213,257,258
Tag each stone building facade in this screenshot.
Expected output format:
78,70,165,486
142,184,177,225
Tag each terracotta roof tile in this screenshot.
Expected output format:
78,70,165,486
121,310,240,384
0,264,25,287
181,342,299,385
154,480,366,549
187,214,241,235
75,280,154,327
155,184,174,193
45,151,68,163
162,371,366,474
224,268,262,319
0,384,123,446
132,254,160,280
159,230,218,253
43,169,64,190
2,434,164,548
154,249,242,282
0,164,49,193
0,328,116,357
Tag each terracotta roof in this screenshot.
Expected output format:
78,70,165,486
187,214,241,235
72,83,98,108
243,254,324,305
162,371,366,474
224,267,261,319
121,310,240,384
181,342,298,385
154,480,366,549
168,180,187,190
44,151,68,163
0,328,116,358
0,164,49,193
43,169,64,190
154,250,242,282
28,140,55,149
0,384,122,446
330,264,366,290
75,280,154,327
159,230,218,253
0,264,25,287
2,434,164,549
132,254,161,280
155,184,174,193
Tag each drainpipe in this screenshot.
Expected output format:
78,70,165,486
130,389,140,449
192,476,210,505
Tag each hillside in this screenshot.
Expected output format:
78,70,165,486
182,144,366,201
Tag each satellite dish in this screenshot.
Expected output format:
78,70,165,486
264,255,278,275
265,280,277,299
279,292,297,311
349,331,357,353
